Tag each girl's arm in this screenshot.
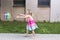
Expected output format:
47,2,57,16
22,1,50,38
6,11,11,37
19,14,26,18
16,14,26,18
19,14,25,16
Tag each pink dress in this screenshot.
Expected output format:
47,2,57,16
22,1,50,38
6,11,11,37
26,17,38,31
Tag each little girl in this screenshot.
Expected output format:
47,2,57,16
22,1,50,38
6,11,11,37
16,10,38,37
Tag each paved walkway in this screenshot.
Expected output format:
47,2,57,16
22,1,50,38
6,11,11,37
0,33,60,40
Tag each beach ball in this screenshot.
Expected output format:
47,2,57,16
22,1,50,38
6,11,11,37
5,12,11,21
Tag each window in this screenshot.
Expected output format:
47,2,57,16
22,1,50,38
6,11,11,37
38,0,50,7
13,0,25,7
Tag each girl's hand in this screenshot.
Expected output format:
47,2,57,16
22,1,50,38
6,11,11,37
16,16,20,18
19,14,24,16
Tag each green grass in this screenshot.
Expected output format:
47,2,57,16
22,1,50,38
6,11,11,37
36,22,60,34
0,21,60,34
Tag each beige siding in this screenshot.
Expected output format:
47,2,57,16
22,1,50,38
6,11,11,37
1,0,13,21
13,7,25,21
50,0,60,22
37,7,50,22
0,0,25,21
26,0,50,22
0,0,50,22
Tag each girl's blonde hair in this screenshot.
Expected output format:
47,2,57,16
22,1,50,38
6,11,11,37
27,9,32,16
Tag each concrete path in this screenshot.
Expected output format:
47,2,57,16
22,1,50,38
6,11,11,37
0,33,60,40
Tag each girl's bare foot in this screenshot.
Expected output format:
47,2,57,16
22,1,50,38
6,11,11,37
24,33,29,37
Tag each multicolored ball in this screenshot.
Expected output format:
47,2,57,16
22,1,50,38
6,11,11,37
5,12,11,21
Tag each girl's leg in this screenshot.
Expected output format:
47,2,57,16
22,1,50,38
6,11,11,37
26,30,29,35
25,30,29,37
32,30,35,36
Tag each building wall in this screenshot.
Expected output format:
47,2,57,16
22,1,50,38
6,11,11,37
1,0,60,22
13,7,24,21
50,0,60,22
1,0,13,21
38,7,50,22
26,0,50,22
1,0,25,21
0,0,50,22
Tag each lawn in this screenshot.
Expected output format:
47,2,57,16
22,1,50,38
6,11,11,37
0,21,60,34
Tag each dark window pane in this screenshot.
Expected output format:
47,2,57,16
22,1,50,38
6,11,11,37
38,0,50,7
13,0,25,7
